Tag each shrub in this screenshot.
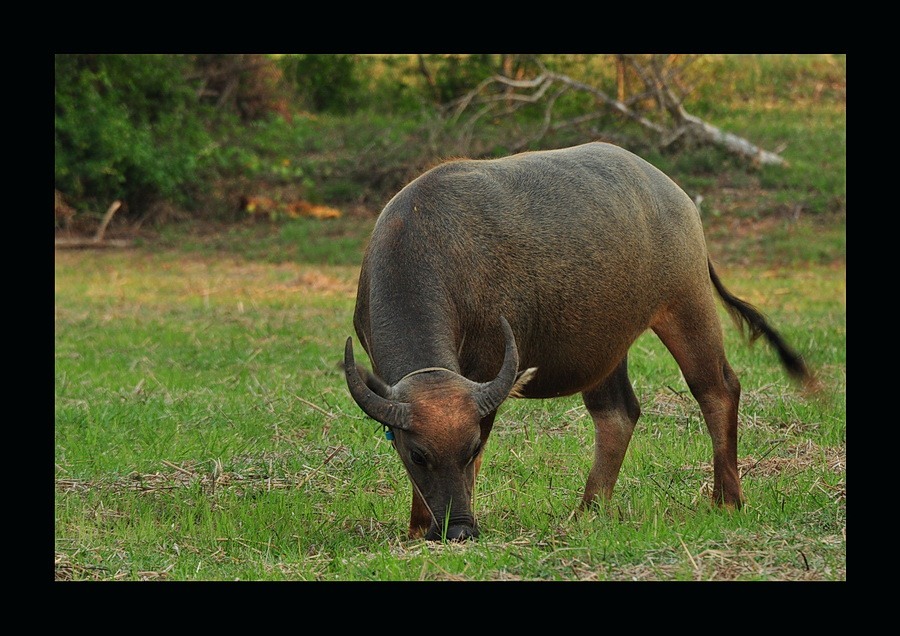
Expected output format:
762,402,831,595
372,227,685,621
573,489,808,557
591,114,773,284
280,54,364,114
54,54,216,216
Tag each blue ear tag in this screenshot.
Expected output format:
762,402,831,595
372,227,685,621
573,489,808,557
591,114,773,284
384,429,394,441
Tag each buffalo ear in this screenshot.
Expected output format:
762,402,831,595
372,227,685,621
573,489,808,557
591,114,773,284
509,367,537,398
344,337,412,430
356,364,392,398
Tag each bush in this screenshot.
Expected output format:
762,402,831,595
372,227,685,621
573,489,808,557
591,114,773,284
280,54,364,114
54,54,217,216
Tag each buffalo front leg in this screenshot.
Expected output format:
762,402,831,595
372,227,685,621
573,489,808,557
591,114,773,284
580,357,642,508
652,297,744,508
408,488,431,539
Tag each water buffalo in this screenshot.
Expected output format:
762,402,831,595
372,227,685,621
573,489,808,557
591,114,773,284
344,141,811,542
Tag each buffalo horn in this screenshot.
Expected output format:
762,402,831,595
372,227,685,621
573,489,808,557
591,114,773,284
344,337,412,429
472,316,520,416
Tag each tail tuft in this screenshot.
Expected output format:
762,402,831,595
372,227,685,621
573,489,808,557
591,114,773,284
708,259,816,389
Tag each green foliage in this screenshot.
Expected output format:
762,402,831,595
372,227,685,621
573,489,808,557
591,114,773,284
425,54,498,103
152,216,374,266
362,55,433,114
54,54,218,214
54,53,845,226
281,54,364,114
212,116,320,186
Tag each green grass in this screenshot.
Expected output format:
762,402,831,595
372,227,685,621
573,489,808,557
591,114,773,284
55,244,845,581
153,216,376,266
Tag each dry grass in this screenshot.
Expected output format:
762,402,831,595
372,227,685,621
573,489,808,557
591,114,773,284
739,439,845,480
56,450,347,499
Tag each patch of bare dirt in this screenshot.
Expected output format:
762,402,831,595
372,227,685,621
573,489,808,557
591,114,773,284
294,270,356,295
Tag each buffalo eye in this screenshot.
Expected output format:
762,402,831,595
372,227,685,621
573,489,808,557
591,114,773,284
410,449,427,466
469,442,482,464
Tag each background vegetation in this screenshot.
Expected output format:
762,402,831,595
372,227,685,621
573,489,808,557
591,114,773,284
54,54,845,581
55,54,846,234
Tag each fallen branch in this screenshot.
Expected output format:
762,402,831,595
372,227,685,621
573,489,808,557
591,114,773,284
55,200,133,249
673,113,789,166
94,200,122,241
55,238,133,249
632,55,788,166
448,57,787,167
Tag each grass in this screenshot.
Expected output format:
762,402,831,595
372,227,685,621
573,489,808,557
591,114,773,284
152,216,376,266
54,240,845,581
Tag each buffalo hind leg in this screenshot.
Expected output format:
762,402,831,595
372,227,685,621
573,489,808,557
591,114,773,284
652,300,744,508
580,356,642,508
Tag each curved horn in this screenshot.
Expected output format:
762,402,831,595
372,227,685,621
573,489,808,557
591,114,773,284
472,316,520,416
344,337,412,429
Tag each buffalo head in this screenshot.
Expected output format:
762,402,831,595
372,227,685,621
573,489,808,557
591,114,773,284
344,317,533,541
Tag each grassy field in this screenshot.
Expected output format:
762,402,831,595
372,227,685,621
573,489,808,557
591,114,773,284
54,221,845,581
55,54,845,581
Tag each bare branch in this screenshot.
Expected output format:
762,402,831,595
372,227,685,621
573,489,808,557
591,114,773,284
622,54,668,112
509,84,570,153
94,200,122,241
416,54,439,102
447,74,552,123
633,55,787,166
491,73,550,90
544,71,667,135
183,57,271,82
56,200,132,249
551,111,609,131
445,57,787,167
55,238,132,249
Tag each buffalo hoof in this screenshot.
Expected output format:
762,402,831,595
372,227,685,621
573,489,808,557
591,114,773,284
426,524,479,542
